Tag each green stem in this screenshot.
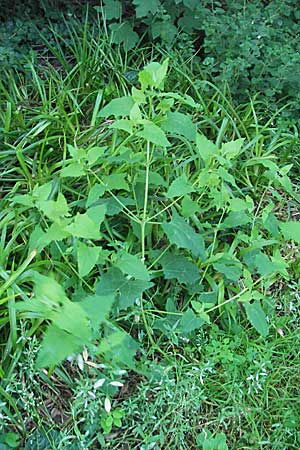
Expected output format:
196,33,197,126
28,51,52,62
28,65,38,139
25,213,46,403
140,140,156,347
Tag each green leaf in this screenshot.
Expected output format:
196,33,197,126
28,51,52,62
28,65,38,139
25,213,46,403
221,138,244,160
43,222,71,247
130,103,142,123
161,253,200,285
77,241,100,277
102,173,130,191
39,193,69,222
109,22,139,50
60,162,85,178
280,221,300,243
102,0,121,19
181,195,198,217
213,257,242,282
98,96,134,118
180,308,204,334
132,86,146,104
166,175,195,198
221,211,251,229
138,59,169,91
229,197,253,212
110,119,133,134
80,294,114,329
255,251,288,277
87,146,106,165
136,170,167,187
263,212,279,238
33,272,67,309
2,433,20,448
98,330,139,367
36,325,82,368
64,212,101,239
133,0,161,17
29,225,47,252
196,134,218,164
86,204,107,225
49,300,91,342
115,251,150,281
162,111,196,141
24,430,62,450
162,212,206,259
12,194,34,207
151,20,177,43
86,184,106,207
96,268,152,310
137,122,170,147
244,301,269,337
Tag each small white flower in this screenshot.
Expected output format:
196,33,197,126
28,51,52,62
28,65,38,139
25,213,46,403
104,397,111,413
94,378,106,389
77,354,84,371
88,391,96,399
110,381,124,387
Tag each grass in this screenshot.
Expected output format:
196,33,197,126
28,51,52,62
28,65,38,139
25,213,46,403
0,15,300,450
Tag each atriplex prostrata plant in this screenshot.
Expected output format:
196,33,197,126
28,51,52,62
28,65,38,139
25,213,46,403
1,59,300,375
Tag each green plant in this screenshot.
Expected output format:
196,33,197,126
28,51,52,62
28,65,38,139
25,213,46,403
1,58,299,370
0,34,300,448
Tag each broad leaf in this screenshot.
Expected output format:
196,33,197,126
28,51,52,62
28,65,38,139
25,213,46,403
98,96,134,118
162,111,196,141
102,173,130,191
33,272,67,308
80,294,114,330
221,211,251,229
49,300,91,342
280,221,300,243
86,184,106,207
138,59,169,91
109,22,139,50
161,253,200,285
196,134,218,164
166,175,195,198
137,122,170,147
65,212,101,239
36,325,82,368
102,0,121,19
96,268,152,309
133,0,161,17
115,251,150,281
213,257,243,282
244,301,269,337
180,308,204,334
39,193,69,222
162,212,206,260
60,162,85,178
221,138,244,160
98,330,139,368
77,241,100,277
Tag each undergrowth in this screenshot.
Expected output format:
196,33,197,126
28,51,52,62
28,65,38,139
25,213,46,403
0,19,299,450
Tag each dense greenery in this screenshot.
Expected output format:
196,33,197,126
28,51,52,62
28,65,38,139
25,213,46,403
1,0,300,122
0,3,300,449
